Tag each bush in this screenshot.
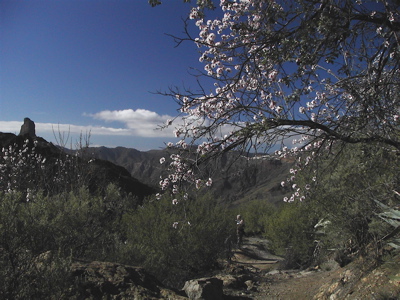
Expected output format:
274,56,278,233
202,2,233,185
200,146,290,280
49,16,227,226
264,201,317,268
0,137,142,297
291,143,400,266
0,184,129,298
119,193,232,288
0,192,72,299
236,199,276,235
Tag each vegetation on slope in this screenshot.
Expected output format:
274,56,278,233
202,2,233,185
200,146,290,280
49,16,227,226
0,132,399,298
0,133,235,297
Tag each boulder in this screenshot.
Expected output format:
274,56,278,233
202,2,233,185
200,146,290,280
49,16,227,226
244,279,257,291
182,277,223,300
69,261,187,299
19,118,36,137
214,274,251,289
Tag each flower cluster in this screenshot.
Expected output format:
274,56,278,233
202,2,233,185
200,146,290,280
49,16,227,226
158,153,197,197
0,139,45,195
0,138,96,197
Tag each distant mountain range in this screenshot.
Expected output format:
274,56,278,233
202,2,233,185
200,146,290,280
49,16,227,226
1,131,293,206
87,146,294,206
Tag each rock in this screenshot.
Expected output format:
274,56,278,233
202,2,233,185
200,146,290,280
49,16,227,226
183,277,223,300
215,274,244,289
69,261,187,299
215,274,252,289
245,279,257,291
19,118,36,137
267,269,281,275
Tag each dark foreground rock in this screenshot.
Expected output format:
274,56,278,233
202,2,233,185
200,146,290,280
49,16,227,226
66,260,270,300
183,277,223,300
69,261,187,299
24,237,400,299
68,261,251,300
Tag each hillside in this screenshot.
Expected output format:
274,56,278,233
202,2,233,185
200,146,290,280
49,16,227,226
224,237,400,299
0,132,157,200
87,146,294,206
34,236,400,299
0,125,293,205
1,124,399,299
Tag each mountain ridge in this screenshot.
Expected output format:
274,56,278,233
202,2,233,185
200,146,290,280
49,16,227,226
0,132,157,200
86,145,293,206
0,127,293,205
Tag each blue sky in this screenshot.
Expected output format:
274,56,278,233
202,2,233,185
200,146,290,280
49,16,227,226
0,0,203,150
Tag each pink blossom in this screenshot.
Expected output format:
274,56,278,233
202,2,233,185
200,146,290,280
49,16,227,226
189,7,201,19
172,185,179,194
174,129,182,138
196,179,202,189
311,113,317,122
268,70,278,81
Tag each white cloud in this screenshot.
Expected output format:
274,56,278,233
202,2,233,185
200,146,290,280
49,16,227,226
85,108,176,137
0,121,129,137
0,113,302,151
0,121,22,134
38,123,133,136
0,109,178,140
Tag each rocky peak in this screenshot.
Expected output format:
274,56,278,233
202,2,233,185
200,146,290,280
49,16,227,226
19,118,36,137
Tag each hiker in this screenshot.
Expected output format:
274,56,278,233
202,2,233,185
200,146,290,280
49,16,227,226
236,214,245,248
224,235,234,264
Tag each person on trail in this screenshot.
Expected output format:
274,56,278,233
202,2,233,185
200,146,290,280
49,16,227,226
236,214,245,248
224,235,234,264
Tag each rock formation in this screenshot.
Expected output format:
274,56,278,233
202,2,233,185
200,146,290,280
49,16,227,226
69,261,187,299
182,277,224,300
19,118,36,137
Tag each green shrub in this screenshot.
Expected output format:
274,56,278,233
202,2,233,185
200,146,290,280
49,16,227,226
291,143,400,266
119,193,232,288
0,191,72,299
0,138,140,297
264,201,316,268
0,184,129,298
237,199,276,235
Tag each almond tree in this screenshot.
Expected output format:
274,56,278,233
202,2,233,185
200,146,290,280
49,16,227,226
156,0,400,202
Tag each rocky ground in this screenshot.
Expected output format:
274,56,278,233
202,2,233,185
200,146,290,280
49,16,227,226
66,236,400,299
220,237,400,299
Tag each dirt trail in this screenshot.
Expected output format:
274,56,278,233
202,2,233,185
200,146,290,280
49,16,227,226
223,236,328,299
232,237,283,271
223,236,400,299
